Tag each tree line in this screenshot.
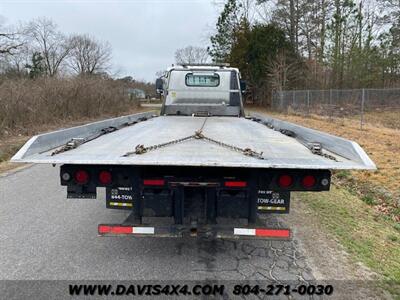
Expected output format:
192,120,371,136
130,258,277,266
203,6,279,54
176,0,400,104
0,17,152,136
0,17,112,78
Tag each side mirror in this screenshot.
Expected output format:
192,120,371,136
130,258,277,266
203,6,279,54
240,80,247,93
155,78,164,94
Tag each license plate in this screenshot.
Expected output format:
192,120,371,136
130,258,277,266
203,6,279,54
257,190,290,214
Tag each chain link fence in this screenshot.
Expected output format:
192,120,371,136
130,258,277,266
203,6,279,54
271,88,400,129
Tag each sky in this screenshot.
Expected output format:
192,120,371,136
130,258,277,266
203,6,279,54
0,0,219,81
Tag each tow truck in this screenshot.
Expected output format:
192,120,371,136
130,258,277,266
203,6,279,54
11,64,376,239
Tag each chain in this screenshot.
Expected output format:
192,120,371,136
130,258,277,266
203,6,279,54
308,142,338,161
249,117,338,162
200,135,264,159
124,135,195,156
123,117,264,160
51,126,118,156
51,116,152,156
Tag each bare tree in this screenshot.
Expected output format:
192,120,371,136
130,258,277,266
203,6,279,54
0,32,24,55
175,46,210,64
256,0,275,23
68,34,112,75
0,21,25,56
26,17,72,76
1,43,31,75
155,70,166,78
267,50,301,92
0,21,30,76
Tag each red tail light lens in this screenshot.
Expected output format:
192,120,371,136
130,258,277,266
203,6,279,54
99,170,112,185
302,175,316,188
74,170,89,184
225,181,247,187
278,175,293,188
143,179,165,186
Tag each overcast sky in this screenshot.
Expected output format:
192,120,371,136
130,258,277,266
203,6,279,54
0,0,219,81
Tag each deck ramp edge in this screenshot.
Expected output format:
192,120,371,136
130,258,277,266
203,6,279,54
11,111,156,161
250,113,376,170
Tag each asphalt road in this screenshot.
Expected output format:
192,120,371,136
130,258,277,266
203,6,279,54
0,164,314,282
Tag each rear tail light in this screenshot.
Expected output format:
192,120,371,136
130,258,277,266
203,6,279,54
98,170,112,185
278,175,293,188
225,181,247,187
74,170,89,184
302,175,316,188
143,179,165,186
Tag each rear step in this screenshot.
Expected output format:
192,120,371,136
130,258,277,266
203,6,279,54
98,224,290,239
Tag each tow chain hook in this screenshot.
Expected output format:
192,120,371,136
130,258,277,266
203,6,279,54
134,144,147,155
194,130,204,139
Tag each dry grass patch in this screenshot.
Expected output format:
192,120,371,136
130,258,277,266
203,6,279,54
0,76,142,137
363,110,400,130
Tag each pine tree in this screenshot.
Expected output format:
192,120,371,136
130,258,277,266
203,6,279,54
209,0,239,62
26,52,45,79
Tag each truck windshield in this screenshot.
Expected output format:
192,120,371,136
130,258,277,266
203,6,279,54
185,73,220,87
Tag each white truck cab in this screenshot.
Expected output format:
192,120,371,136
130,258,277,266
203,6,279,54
157,64,246,116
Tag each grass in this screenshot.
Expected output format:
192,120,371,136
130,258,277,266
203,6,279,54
363,110,400,130
297,187,400,295
0,139,26,162
0,136,28,173
0,77,145,136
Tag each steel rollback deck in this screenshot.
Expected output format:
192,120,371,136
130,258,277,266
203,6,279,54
11,111,375,170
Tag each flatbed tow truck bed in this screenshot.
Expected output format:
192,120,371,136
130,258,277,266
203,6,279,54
12,112,375,170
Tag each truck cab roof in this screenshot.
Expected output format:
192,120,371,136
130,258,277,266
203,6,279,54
166,64,240,73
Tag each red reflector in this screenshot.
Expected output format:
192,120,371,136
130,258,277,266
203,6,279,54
143,179,165,186
255,229,290,238
75,170,89,184
98,225,132,234
302,175,316,188
225,181,247,187
278,175,293,188
98,225,111,233
98,170,112,185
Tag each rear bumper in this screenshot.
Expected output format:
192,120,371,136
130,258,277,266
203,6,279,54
98,224,291,240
